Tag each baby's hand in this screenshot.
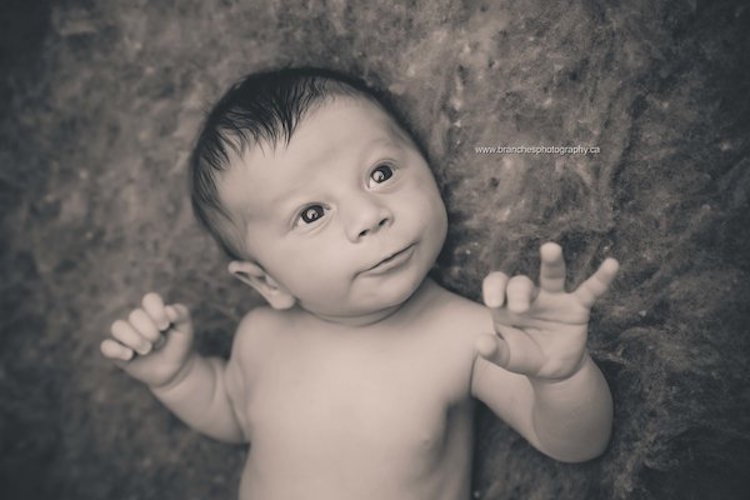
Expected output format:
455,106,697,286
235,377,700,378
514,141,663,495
100,293,195,388
475,242,619,381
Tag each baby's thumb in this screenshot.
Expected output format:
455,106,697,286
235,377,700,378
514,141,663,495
474,333,511,368
159,303,194,353
165,304,192,332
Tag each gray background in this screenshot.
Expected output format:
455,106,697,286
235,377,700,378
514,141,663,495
2,0,749,498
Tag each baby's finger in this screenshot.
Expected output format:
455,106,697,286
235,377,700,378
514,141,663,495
506,275,537,314
142,293,171,331
111,319,152,355
474,333,511,368
128,308,161,343
538,242,566,293
100,338,135,362
573,257,620,307
482,271,509,308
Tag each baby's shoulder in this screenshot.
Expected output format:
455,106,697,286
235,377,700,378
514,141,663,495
230,305,293,362
409,283,493,401
429,283,493,333
415,282,494,359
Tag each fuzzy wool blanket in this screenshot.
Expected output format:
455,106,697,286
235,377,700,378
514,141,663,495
1,0,748,498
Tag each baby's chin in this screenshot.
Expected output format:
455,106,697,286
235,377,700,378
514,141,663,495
303,274,429,325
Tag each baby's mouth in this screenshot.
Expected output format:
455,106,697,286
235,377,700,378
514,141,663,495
363,244,416,275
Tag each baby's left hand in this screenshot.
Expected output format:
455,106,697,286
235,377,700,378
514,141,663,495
475,242,619,381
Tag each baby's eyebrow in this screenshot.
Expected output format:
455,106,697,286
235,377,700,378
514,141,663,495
359,136,404,160
268,186,310,214
366,136,397,148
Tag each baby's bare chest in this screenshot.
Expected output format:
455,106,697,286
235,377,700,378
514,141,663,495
241,329,475,469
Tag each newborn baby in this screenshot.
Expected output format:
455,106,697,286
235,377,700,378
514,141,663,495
101,68,618,500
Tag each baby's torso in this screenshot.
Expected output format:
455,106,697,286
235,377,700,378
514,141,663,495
228,282,492,500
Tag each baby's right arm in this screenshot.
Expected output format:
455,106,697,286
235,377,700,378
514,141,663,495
101,293,247,444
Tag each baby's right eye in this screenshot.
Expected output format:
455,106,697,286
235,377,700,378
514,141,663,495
298,205,325,224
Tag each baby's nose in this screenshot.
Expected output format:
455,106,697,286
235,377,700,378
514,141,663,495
356,216,390,239
346,197,393,242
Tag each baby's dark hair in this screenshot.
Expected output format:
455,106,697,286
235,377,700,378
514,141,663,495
189,66,426,260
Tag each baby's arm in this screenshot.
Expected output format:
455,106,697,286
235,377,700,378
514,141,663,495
471,243,617,463
100,293,246,444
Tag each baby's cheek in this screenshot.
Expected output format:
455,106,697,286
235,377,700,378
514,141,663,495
412,188,448,241
292,252,352,299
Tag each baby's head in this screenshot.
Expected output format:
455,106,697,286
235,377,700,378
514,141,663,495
190,67,448,323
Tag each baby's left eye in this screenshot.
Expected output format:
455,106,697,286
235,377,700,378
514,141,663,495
370,164,394,184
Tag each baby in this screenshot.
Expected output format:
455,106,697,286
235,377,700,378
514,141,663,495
101,67,619,500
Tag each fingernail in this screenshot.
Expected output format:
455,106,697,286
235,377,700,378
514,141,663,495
165,305,177,321
136,342,152,356
485,290,502,308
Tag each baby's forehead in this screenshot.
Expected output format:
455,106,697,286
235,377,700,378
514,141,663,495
247,97,412,168
295,95,411,144
217,97,414,217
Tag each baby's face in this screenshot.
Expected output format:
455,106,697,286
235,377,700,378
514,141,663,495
219,97,448,323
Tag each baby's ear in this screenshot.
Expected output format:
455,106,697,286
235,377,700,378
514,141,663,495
228,261,296,310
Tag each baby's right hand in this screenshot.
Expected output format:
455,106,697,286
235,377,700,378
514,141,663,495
100,293,195,389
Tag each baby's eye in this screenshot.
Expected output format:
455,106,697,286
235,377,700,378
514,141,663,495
370,164,394,184
299,205,325,224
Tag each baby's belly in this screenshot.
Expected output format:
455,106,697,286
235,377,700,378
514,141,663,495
236,395,474,500
237,433,472,500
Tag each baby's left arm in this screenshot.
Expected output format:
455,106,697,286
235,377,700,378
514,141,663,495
471,242,619,463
